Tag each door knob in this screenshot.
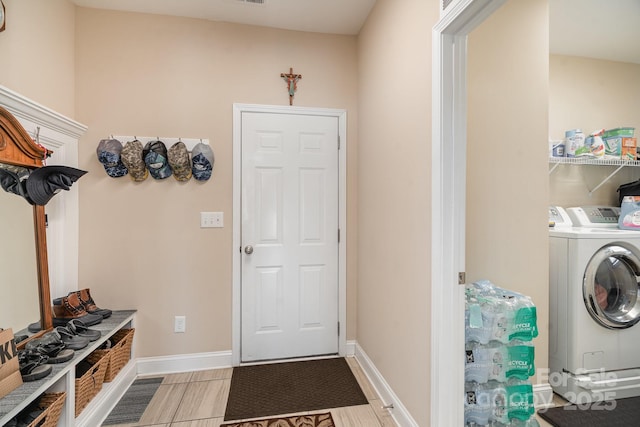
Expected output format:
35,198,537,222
244,245,254,255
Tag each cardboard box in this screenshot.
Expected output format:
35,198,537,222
604,136,622,158
622,137,637,161
0,328,23,399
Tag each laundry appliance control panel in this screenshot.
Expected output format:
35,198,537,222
566,206,620,227
549,206,572,228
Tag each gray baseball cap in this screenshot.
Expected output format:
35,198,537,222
97,139,128,178
191,143,214,181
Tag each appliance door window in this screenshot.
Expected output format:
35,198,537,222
583,245,640,329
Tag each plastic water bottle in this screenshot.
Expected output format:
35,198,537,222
509,297,538,342
464,382,491,425
477,380,535,425
465,343,493,383
465,296,494,345
504,342,535,381
466,342,535,384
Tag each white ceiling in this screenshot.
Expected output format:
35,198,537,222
70,0,640,64
70,0,377,35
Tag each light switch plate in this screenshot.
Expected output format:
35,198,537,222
200,212,223,228
174,315,186,333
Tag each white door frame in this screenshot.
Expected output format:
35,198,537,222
232,103,347,366
431,0,506,425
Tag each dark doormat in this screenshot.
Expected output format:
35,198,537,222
538,396,640,427
224,357,368,421
102,377,164,425
221,412,335,427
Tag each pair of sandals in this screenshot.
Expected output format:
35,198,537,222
53,321,99,351
18,350,53,382
51,319,102,351
19,320,101,382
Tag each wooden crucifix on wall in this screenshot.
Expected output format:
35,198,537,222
280,67,302,105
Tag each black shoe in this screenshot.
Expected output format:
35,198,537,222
25,331,74,364
18,350,52,382
67,319,102,342
53,326,90,351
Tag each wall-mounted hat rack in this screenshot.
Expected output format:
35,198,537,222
112,136,210,151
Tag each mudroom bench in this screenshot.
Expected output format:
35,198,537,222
0,310,136,427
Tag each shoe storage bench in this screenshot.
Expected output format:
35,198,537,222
0,310,136,427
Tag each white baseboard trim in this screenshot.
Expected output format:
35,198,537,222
79,351,232,426
534,382,554,409
136,350,233,376
354,343,419,427
345,340,356,356
75,359,137,427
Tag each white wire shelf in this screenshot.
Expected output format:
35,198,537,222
549,157,640,167
549,156,640,196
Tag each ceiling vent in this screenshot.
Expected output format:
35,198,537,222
238,0,265,4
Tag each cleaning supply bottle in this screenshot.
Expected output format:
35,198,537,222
619,196,640,230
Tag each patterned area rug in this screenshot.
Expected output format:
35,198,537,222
102,377,164,425
222,412,334,427
224,357,368,421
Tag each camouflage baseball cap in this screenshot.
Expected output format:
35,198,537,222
121,139,148,182
143,140,172,180
167,141,192,182
97,139,128,178
191,143,214,181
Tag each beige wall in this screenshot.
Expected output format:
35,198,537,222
0,0,75,117
550,55,640,207
467,0,550,377
357,0,437,425
74,8,359,357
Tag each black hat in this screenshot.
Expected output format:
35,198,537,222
0,166,32,203
0,168,26,197
25,165,87,206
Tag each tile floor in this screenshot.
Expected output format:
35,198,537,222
107,356,563,427
104,357,398,427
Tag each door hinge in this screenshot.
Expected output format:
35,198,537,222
458,272,466,285
338,228,341,243
337,322,340,336
338,135,341,150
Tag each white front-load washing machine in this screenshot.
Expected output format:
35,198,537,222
549,206,640,403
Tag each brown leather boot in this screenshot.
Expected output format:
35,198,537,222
52,293,103,327
73,289,112,319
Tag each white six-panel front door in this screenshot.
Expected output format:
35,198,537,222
240,111,339,362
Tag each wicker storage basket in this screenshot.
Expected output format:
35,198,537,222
25,392,66,427
75,350,109,417
95,328,135,382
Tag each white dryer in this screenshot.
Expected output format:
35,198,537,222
549,206,640,403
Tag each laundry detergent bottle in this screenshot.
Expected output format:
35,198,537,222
619,196,640,230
